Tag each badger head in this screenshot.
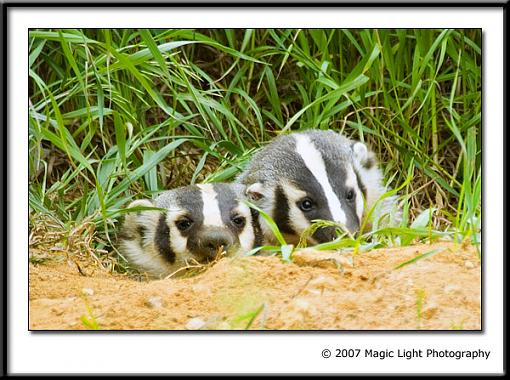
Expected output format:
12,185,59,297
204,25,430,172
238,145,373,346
118,183,262,278
240,130,372,245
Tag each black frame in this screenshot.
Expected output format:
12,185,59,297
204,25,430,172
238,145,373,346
2,0,506,376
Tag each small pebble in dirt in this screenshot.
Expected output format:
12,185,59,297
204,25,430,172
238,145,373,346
308,275,336,294
294,298,310,311
185,317,206,330
291,297,318,319
464,260,475,269
81,288,94,296
214,321,231,330
191,283,212,296
51,307,64,316
305,289,322,296
146,296,164,309
444,284,461,294
421,304,439,320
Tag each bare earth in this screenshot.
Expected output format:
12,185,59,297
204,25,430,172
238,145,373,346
29,242,481,330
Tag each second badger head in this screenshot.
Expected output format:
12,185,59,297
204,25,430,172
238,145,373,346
119,183,263,278
237,130,382,245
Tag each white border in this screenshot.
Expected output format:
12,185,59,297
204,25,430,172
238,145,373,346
9,7,504,375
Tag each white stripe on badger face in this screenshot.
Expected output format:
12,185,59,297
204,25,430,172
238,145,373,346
281,181,313,236
234,202,255,250
197,184,224,227
345,165,364,221
294,134,347,225
164,208,188,254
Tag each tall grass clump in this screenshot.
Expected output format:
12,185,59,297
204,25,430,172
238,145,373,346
28,29,481,269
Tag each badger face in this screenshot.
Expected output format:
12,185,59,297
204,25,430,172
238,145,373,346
168,183,259,263
119,183,261,278
242,131,368,245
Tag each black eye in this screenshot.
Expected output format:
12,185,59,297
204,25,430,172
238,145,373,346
346,189,355,201
231,216,246,228
299,198,314,212
176,218,193,231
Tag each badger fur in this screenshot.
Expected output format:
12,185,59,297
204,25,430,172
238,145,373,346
118,183,263,278
350,139,401,230
236,130,399,245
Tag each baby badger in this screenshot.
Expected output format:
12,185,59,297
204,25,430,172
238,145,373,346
118,183,263,278
236,129,399,245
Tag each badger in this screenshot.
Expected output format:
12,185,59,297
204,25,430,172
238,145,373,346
236,129,400,245
118,183,263,278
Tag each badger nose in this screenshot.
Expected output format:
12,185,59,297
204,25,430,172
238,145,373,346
197,229,234,262
312,221,360,243
312,226,338,243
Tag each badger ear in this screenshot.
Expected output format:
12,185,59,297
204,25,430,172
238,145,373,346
245,182,266,201
351,141,377,170
125,199,155,220
121,199,158,243
351,141,368,164
127,199,154,209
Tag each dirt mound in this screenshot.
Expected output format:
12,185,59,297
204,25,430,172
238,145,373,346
29,242,481,330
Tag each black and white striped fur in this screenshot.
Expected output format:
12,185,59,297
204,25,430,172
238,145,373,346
118,183,263,278
236,130,399,245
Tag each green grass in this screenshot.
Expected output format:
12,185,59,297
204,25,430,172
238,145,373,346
79,294,101,330
415,288,426,330
28,29,482,268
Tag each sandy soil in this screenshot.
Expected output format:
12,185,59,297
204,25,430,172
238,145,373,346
29,242,481,330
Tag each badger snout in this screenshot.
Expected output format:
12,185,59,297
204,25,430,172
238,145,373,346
312,226,337,243
345,219,361,235
191,227,236,263
312,220,360,243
